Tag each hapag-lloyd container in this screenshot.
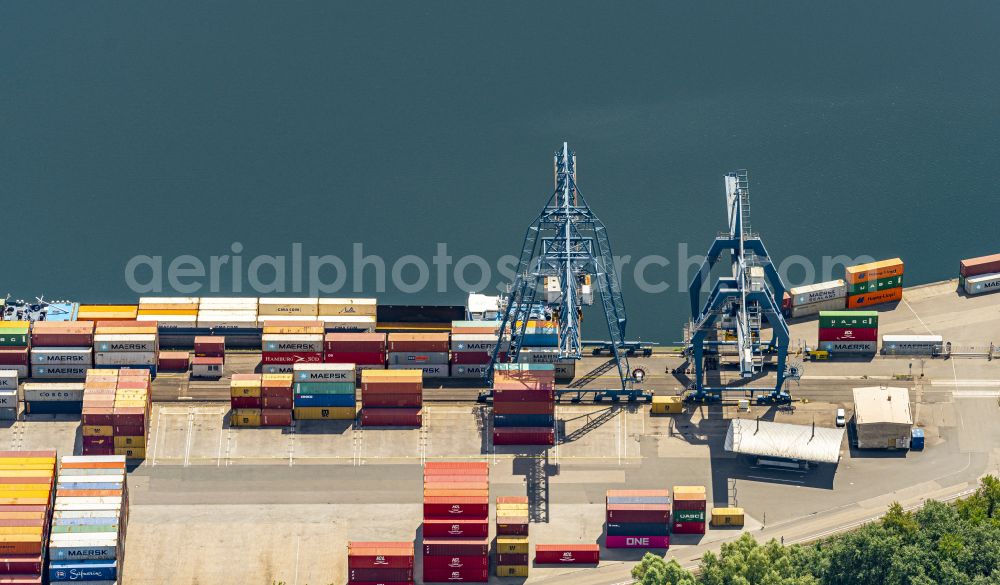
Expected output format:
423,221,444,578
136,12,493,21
605,535,669,548
964,272,1000,296
534,544,600,564
845,258,904,285
848,286,903,308
788,280,847,307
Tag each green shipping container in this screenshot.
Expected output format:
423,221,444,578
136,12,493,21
673,509,707,522
0,333,29,347
818,311,879,329
849,275,903,295
293,381,356,395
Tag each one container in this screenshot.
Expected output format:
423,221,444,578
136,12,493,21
605,535,669,549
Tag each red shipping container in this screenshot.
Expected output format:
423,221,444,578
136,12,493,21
324,351,385,365
325,333,387,353
782,291,792,313
261,352,323,365
817,327,878,342
492,427,554,446
194,336,225,357
960,253,1000,278
82,409,114,426
671,522,706,534
421,539,489,556
261,394,292,409
112,407,146,427
605,535,669,549
81,445,115,456
424,462,488,471
534,544,600,565
496,553,528,565
672,499,707,512
387,334,449,353
422,474,489,483
30,332,94,347
231,396,262,409
422,519,489,538
360,408,422,427
492,401,554,415
493,388,555,402
361,395,422,409
0,554,43,574
348,582,414,585
0,349,29,366
496,521,528,536
422,555,489,570
348,568,413,582
607,507,671,524
422,501,489,520
422,566,488,583
157,351,190,371
347,554,414,570
261,409,292,426
361,382,423,394
262,384,293,399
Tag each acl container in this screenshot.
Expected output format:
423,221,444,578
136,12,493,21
423,462,489,583
347,541,414,585
0,449,56,584
534,544,599,565
48,455,128,584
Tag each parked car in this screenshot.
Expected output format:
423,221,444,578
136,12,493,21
836,408,846,427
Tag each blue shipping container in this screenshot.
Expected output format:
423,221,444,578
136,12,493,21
492,413,555,427
293,393,356,408
52,517,120,526
57,483,123,491
49,544,118,562
521,334,558,347
25,400,83,415
910,428,925,450
49,560,117,581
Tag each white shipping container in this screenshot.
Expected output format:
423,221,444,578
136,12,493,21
257,315,323,325
137,314,198,329
31,365,89,379
819,341,877,354
450,364,489,378
61,455,127,465
30,347,93,365
517,348,562,364
94,352,157,366
318,298,377,316
258,297,319,317
197,311,259,329
318,315,377,332
293,362,356,382
882,335,944,356
0,366,29,379
388,352,450,365
0,391,16,408
94,334,157,353
198,297,258,310
191,362,223,378
139,296,200,305
964,272,1000,296
23,383,85,402
789,280,848,306
388,363,447,378
789,297,848,318
0,370,18,389
263,364,293,374
58,474,125,484
262,334,323,353
50,531,122,542
450,334,509,353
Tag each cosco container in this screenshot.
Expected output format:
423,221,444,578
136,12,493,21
23,383,85,402
789,280,847,306
964,272,1000,296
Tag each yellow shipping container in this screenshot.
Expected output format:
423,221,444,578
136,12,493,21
0,470,54,478
137,307,199,315
651,395,683,414
94,326,157,335
114,435,146,448
0,527,44,535
82,425,114,437
262,325,325,335
711,507,745,527
231,385,261,398
496,537,530,554
496,565,529,578
361,369,422,382
230,409,262,426
78,305,139,320
262,373,295,383
114,447,146,459
293,407,356,420
496,503,529,511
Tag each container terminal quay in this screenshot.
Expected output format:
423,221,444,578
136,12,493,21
2,158,1000,585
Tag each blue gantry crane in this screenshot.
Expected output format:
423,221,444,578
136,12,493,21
685,170,795,404
483,143,648,402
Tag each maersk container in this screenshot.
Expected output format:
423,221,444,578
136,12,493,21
789,297,847,318
881,335,944,356
818,341,877,354
849,275,903,295
818,310,878,329
450,334,509,353
0,391,16,408
521,333,558,347
30,348,93,365
0,370,20,389
293,363,355,382
451,364,488,378
1,365,29,378
94,352,156,366
263,334,323,353
94,334,157,353
964,272,1000,296
516,348,561,364
388,363,447,378
31,365,90,379
789,280,847,306
492,413,554,427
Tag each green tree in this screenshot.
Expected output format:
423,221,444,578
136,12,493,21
631,552,697,585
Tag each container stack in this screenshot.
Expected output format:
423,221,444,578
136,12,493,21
23,382,85,415
81,370,119,455
360,369,422,427
111,369,151,459
785,280,848,319
449,322,507,380
817,310,879,356
260,322,324,374
230,373,263,427
0,321,30,379
0,450,56,585
324,333,387,373
94,321,159,377
671,486,707,535
0,370,17,420
191,336,225,379
48,455,128,584
261,373,294,426
347,541,414,585
261,327,323,375
495,496,529,578
960,253,1000,296
137,297,200,330
605,489,671,549
422,462,490,584
387,333,449,379
29,322,95,380
196,297,259,331
293,363,356,422
492,364,556,446
845,258,904,308
318,298,378,333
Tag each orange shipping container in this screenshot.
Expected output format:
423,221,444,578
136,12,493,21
845,258,904,284
848,287,903,308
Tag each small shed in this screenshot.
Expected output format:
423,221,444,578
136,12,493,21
853,386,913,449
